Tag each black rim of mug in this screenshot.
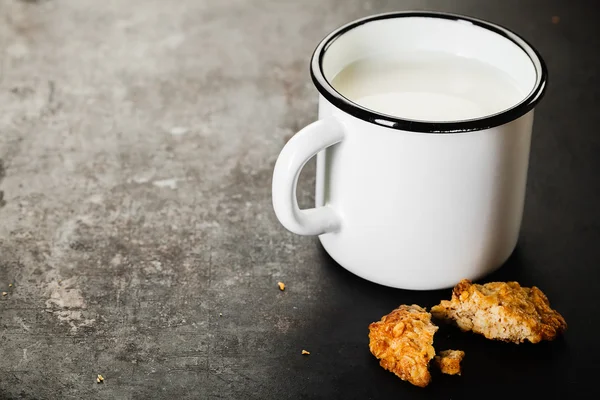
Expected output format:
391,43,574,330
310,11,548,133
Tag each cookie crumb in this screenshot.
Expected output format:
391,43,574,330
8,283,13,287
219,313,222,317
2,292,7,296
278,282,285,291
434,350,465,375
551,16,560,24
96,374,104,384
301,350,310,355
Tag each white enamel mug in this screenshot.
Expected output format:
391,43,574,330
272,12,547,290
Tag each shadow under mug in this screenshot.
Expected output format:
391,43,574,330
272,12,547,290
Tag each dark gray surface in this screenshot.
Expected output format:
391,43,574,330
1,0,599,399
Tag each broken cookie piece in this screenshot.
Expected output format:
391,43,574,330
434,350,465,375
368,305,438,387
431,279,567,344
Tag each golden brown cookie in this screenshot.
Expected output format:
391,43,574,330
433,350,465,375
431,279,567,344
368,305,438,387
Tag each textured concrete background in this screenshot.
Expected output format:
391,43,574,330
1,0,599,399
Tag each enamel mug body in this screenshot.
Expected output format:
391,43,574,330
272,12,547,290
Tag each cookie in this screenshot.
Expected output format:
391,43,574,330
431,279,567,344
368,305,438,387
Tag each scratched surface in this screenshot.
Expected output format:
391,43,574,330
1,0,600,399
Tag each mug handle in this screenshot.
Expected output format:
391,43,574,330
272,117,345,236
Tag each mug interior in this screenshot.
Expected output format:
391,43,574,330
311,12,546,133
